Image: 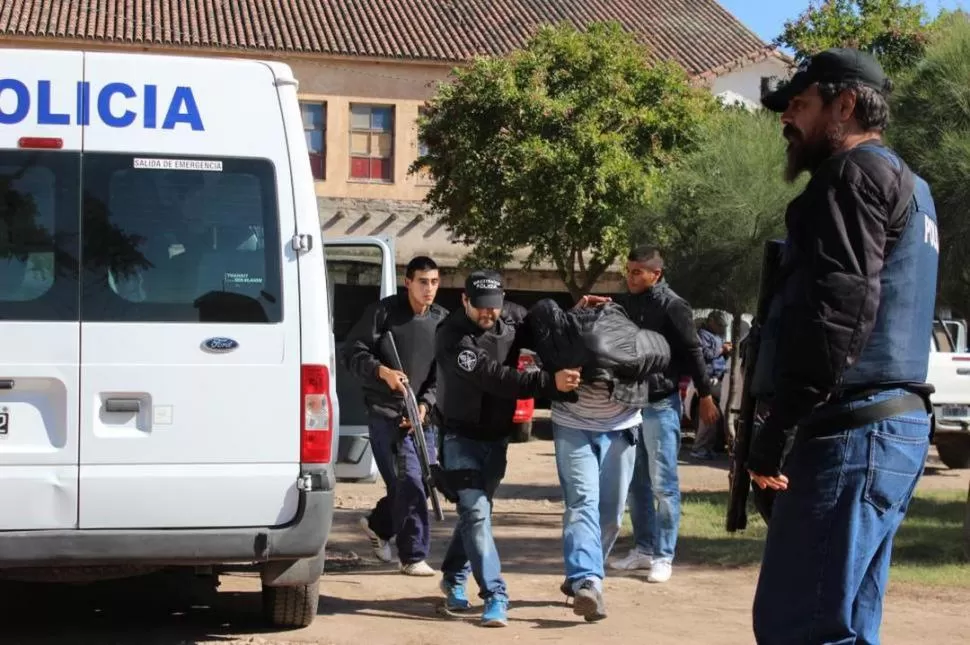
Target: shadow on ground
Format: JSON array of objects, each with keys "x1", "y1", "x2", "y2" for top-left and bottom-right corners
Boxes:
[{"x1": 0, "y1": 570, "x2": 271, "y2": 644}]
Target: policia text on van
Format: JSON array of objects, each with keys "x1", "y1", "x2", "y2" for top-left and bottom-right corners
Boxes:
[
  {"x1": 0, "y1": 78, "x2": 205, "y2": 130},
  {"x1": 0, "y1": 48, "x2": 345, "y2": 628}
]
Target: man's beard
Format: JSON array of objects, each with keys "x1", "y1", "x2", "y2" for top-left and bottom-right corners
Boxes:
[{"x1": 784, "y1": 124, "x2": 845, "y2": 183}]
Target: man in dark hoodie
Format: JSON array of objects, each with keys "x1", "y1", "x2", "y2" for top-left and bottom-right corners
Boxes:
[
  {"x1": 609, "y1": 246, "x2": 718, "y2": 583},
  {"x1": 341, "y1": 256, "x2": 447, "y2": 577}
]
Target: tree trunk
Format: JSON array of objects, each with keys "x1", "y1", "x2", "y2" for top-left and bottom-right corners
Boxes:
[{"x1": 557, "y1": 252, "x2": 611, "y2": 302}]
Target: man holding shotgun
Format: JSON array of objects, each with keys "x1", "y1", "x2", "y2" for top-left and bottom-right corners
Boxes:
[{"x1": 341, "y1": 256, "x2": 447, "y2": 577}]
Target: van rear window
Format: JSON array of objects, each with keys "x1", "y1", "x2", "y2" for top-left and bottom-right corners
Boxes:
[
  {"x1": 0, "y1": 151, "x2": 80, "y2": 321},
  {"x1": 80, "y1": 155, "x2": 283, "y2": 323}
]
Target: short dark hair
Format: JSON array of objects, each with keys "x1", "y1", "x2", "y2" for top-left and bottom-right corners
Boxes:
[
  {"x1": 818, "y1": 81, "x2": 892, "y2": 132},
  {"x1": 405, "y1": 256, "x2": 438, "y2": 279},
  {"x1": 708, "y1": 310, "x2": 728, "y2": 327},
  {"x1": 627, "y1": 245, "x2": 664, "y2": 270}
]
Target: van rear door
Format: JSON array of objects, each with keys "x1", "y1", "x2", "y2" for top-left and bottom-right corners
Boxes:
[
  {"x1": 322, "y1": 237, "x2": 396, "y2": 481},
  {"x1": 76, "y1": 53, "x2": 302, "y2": 529},
  {"x1": 0, "y1": 51, "x2": 83, "y2": 530}
]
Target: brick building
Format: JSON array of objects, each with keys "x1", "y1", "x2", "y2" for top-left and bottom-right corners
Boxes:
[{"x1": 0, "y1": 0, "x2": 790, "y2": 305}]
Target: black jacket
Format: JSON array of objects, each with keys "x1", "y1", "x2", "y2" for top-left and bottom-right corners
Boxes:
[
  {"x1": 749, "y1": 141, "x2": 930, "y2": 475},
  {"x1": 340, "y1": 293, "x2": 448, "y2": 420},
  {"x1": 615, "y1": 281, "x2": 712, "y2": 401},
  {"x1": 435, "y1": 305, "x2": 576, "y2": 441},
  {"x1": 523, "y1": 299, "x2": 671, "y2": 408}
]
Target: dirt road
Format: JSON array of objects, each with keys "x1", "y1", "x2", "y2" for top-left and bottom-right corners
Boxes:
[{"x1": 2, "y1": 439, "x2": 968, "y2": 645}]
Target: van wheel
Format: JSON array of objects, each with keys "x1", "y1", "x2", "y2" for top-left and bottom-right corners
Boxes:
[
  {"x1": 936, "y1": 434, "x2": 970, "y2": 470},
  {"x1": 261, "y1": 580, "x2": 320, "y2": 628},
  {"x1": 511, "y1": 421, "x2": 533, "y2": 443}
]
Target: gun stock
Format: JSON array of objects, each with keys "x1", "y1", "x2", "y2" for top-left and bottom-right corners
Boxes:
[
  {"x1": 726, "y1": 240, "x2": 784, "y2": 533},
  {"x1": 385, "y1": 333, "x2": 445, "y2": 522}
]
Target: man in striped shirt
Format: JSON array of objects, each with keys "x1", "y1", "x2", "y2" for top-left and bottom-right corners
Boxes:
[{"x1": 551, "y1": 310, "x2": 645, "y2": 623}]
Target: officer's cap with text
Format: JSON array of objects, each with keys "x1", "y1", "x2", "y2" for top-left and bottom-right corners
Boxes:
[
  {"x1": 761, "y1": 47, "x2": 890, "y2": 113},
  {"x1": 465, "y1": 270, "x2": 505, "y2": 309}
]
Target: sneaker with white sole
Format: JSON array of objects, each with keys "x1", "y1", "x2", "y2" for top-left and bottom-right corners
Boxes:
[
  {"x1": 358, "y1": 516, "x2": 392, "y2": 563},
  {"x1": 647, "y1": 560, "x2": 672, "y2": 583},
  {"x1": 401, "y1": 560, "x2": 437, "y2": 577},
  {"x1": 609, "y1": 548, "x2": 654, "y2": 571}
]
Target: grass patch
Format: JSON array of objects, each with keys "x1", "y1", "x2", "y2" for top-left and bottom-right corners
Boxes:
[{"x1": 622, "y1": 489, "x2": 970, "y2": 587}]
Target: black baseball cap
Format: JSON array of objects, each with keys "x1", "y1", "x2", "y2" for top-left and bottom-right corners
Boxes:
[
  {"x1": 465, "y1": 270, "x2": 505, "y2": 309},
  {"x1": 761, "y1": 48, "x2": 889, "y2": 113}
]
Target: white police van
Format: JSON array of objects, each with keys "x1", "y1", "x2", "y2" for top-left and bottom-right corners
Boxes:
[{"x1": 0, "y1": 48, "x2": 398, "y2": 628}]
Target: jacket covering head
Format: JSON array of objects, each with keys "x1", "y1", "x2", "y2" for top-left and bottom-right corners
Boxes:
[{"x1": 525, "y1": 299, "x2": 671, "y2": 407}]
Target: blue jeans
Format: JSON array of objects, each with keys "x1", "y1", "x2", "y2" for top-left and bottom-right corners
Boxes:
[
  {"x1": 367, "y1": 414, "x2": 437, "y2": 564},
  {"x1": 753, "y1": 389, "x2": 931, "y2": 645},
  {"x1": 439, "y1": 432, "x2": 509, "y2": 601},
  {"x1": 629, "y1": 392, "x2": 682, "y2": 562},
  {"x1": 553, "y1": 423, "x2": 638, "y2": 586}
]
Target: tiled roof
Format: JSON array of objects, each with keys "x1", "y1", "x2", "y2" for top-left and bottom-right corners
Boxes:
[{"x1": 0, "y1": 0, "x2": 776, "y2": 77}]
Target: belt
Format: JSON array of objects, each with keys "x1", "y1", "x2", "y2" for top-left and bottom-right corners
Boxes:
[
  {"x1": 648, "y1": 389, "x2": 677, "y2": 403},
  {"x1": 796, "y1": 390, "x2": 933, "y2": 443}
]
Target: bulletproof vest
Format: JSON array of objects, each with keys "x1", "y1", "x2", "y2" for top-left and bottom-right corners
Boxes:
[
  {"x1": 436, "y1": 314, "x2": 518, "y2": 430},
  {"x1": 840, "y1": 145, "x2": 940, "y2": 387},
  {"x1": 752, "y1": 145, "x2": 939, "y2": 397}
]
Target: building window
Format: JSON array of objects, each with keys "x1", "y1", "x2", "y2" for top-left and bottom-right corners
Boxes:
[
  {"x1": 417, "y1": 106, "x2": 430, "y2": 159},
  {"x1": 300, "y1": 102, "x2": 326, "y2": 180},
  {"x1": 349, "y1": 104, "x2": 394, "y2": 182},
  {"x1": 415, "y1": 106, "x2": 433, "y2": 186}
]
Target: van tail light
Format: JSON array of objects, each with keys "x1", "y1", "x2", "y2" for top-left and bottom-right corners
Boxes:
[
  {"x1": 18, "y1": 137, "x2": 63, "y2": 149},
  {"x1": 301, "y1": 365, "x2": 333, "y2": 464}
]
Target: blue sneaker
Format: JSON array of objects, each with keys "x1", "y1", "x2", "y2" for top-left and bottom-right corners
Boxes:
[
  {"x1": 439, "y1": 578, "x2": 472, "y2": 613},
  {"x1": 481, "y1": 595, "x2": 508, "y2": 627}
]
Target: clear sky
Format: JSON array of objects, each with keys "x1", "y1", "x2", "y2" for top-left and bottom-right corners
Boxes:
[{"x1": 718, "y1": 0, "x2": 967, "y2": 45}]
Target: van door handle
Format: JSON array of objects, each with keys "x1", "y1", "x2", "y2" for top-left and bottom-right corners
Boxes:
[
  {"x1": 0, "y1": 380, "x2": 13, "y2": 390},
  {"x1": 958, "y1": 369, "x2": 970, "y2": 376},
  {"x1": 104, "y1": 398, "x2": 141, "y2": 413}
]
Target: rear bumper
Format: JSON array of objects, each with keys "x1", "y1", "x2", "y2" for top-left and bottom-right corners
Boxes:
[
  {"x1": 934, "y1": 418, "x2": 970, "y2": 435},
  {"x1": 0, "y1": 487, "x2": 334, "y2": 569}
]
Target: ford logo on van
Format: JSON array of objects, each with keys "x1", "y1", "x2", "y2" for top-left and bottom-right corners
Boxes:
[{"x1": 202, "y1": 337, "x2": 239, "y2": 353}]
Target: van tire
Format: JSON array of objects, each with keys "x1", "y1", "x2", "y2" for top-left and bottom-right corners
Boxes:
[
  {"x1": 935, "y1": 433, "x2": 970, "y2": 470},
  {"x1": 262, "y1": 580, "x2": 320, "y2": 628}
]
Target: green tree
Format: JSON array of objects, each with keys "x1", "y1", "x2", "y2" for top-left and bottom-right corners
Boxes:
[
  {"x1": 891, "y1": 12, "x2": 970, "y2": 313},
  {"x1": 637, "y1": 107, "x2": 806, "y2": 318},
  {"x1": 411, "y1": 21, "x2": 715, "y2": 298},
  {"x1": 776, "y1": 0, "x2": 932, "y2": 75}
]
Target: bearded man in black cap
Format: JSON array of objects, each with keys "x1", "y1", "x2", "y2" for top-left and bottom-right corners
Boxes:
[{"x1": 750, "y1": 48, "x2": 940, "y2": 644}]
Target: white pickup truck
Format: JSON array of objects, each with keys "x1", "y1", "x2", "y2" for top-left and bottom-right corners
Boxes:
[{"x1": 927, "y1": 319, "x2": 970, "y2": 469}]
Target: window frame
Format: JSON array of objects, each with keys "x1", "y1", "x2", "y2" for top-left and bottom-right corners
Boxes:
[
  {"x1": 300, "y1": 100, "x2": 327, "y2": 181},
  {"x1": 0, "y1": 149, "x2": 81, "y2": 322},
  {"x1": 415, "y1": 105, "x2": 434, "y2": 186},
  {"x1": 78, "y1": 153, "x2": 284, "y2": 324},
  {"x1": 348, "y1": 103, "x2": 395, "y2": 184}
]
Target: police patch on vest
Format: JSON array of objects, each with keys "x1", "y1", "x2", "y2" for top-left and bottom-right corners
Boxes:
[{"x1": 457, "y1": 350, "x2": 478, "y2": 372}]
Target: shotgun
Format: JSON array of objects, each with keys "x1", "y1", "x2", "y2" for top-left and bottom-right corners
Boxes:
[
  {"x1": 726, "y1": 239, "x2": 785, "y2": 532},
  {"x1": 385, "y1": 332, "x2": 445, "y2": 521}
]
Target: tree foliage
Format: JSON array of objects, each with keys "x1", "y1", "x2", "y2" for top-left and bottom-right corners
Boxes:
[
  {"x1": 634, "y1": 108, "x2": 806, "y2": 316},
  {"x1": 776, "y1": 0, "x2": 933, "y2": 75},
  {"x1": 891, "y1": 12, "x2": 970, "y2": 313},
  {"x1": 411, "y1": 21, "x2": 716, "y2": 297}
]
